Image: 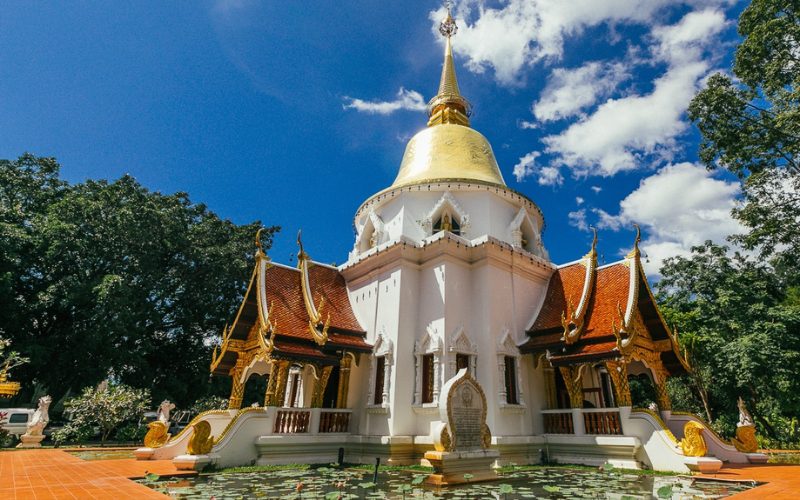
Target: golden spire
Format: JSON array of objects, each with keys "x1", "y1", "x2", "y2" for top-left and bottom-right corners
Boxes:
[{"x1": 427, "y1": 8, "x2": 472, "y2": 127}]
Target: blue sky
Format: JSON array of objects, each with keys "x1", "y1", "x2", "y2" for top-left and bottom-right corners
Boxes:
[{"x1": 0, "y1": 1, "x2": 747, "y2": 275}]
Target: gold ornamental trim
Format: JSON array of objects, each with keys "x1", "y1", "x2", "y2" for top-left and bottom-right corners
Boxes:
[
  {"x1": 631, "y1": 408, "x2": 678, "y2": 444},
  {"x1": 187, "y1": 420, "x2": 214, "y2": 455}
]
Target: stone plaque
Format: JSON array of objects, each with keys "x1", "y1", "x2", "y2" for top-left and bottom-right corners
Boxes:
[{"x1": 437, "y1": 368, "x2": 490, "y2": 452}]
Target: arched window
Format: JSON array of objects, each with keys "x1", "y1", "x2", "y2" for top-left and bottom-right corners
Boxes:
[{"x1": 433, "y1": 212, "x2": 461, "y2": 236}]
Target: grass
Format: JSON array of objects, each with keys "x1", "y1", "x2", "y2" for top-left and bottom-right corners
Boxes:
[
  {"x1": 497, "y1": 463, "x2": 679, "y2": 477},
  {"x1": 214, "y1": 463, "x2": 311, "y2": 474}
]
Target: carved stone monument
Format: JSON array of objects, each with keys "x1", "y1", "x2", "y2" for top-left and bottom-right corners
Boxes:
[
  {"x1": 424, "y1": 368, "x2": 499, "y2": 485},
  {"x1": 17, "y1": 395, "x2": 51, "y2": 448}
]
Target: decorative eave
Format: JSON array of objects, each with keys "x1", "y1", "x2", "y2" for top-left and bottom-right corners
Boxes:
[
  {"x1": 561, "y1": 228, "x2": 597, "y2": 345},
  {"x1": 297, "y1": 231, "x2": 330, "y2": 346},
  {"x1": 210, "y1": 229, "x2": 275, "y2": 374},
  {"x1": 612, "y1": 225, "x2": 642, "y2": 355}
]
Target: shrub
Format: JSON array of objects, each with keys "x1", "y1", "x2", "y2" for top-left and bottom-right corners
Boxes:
[
  {"x1": 189, "y1": 395, "x2": 228, "y2": 414},
  {"x1": 0, "y1": 428, "x2": 16, "y2": 448},
  {"x1": 59, "y1": 383, "x2": 150, "y2": 442}
]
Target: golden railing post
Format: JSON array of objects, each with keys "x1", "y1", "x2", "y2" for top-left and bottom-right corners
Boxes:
[
  {"x1": 605, "y1": 360, "x2": 632, "y2": 407},
  {"x1": 558, "y1": 366, "x2": 584, "y2": 409},
  {"x1": 273, "y1": 361, "x2": 291, "y2": 407},
  {"x1": 228, "y1": 369, "x2": 244, "y2": 410},
  {"x1": 336, "y1": 355, "x2": 352, "y2": 409},
  {"x1": 311, "y1": 365, "x2": 333, "y2": 408},
  {"x1": 264, "y1": 362, "x2": 279, "y2": 407}
]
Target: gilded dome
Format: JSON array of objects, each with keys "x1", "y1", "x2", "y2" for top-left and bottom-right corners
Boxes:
[{"x1": 391, "y1": 124, "x2": 506, "y2": 188}]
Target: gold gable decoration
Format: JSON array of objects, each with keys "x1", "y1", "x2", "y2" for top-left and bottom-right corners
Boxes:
[{"x1": 296, "y1": 230, "x2": 330, "y2": 346}]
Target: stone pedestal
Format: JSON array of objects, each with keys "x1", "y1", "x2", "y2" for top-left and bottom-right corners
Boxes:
[
  {"x1": 683, "y1": 456, "x2": 723, "y2": 474},
  {"x1": 746, "y1": 453, "x2": 769, "y2": 464},
  {"x1": 133, "y1": 447, "x2": 155, "y2": 460},
  {"x1": 424, "y1": 449, "x2": 499, "y2": 485},
  {"x1": 16, "y1": 434, "x2": 45, "y2": 448},
  {"x1": 173, "y1": 454, "x2": 212, "y2": 471}
]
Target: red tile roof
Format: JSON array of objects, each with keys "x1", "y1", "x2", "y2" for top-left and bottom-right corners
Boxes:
[
  {"x1": 529, "y1": 262, "x2": 588, "y2": 333},
  {"x1": 523, "y1": 258, "x2": 686, "y2": 375},
  {"x1": 213, "y1": 259, "x2": 370, "y2": 376}
]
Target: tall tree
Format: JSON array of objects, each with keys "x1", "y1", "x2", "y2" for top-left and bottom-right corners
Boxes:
[
  {"x1": 688, "y1": 0, "x2": 800, "y2": 271},
  {"x1": 657, "y1": 242, "x2": 800, "y2": 441},
  {"x1": 0, "y1": 155, "x2": 279, "y2": 406}
]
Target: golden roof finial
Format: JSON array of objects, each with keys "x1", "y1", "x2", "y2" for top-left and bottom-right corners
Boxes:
[
  {"x1": 427, "y1": 6, "x2": 472, "y2": 127},
  {"x1": 296, "y1": 229, "x2": 307, "y2": 262},
  {"x1": 626, "y1": 224, "x2": 641, "y2": 259}
]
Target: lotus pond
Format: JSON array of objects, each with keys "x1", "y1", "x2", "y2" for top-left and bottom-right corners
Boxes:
[{"x1": 138, "y1": 464, "x2": 753, "y2": 499}]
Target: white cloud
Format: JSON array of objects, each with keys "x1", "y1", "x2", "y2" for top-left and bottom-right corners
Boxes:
[
  {"x1": 576, "y1": 196, "x2": 585, "y2": 205},
  {"x1": 430, "y1": 1, "x2": 729, "y2": 85},
  {"x1": 512, "y1": 151, "x2": 566, "y2": 186},
  {"x1": 592, "y1": 162, "x2": 743, "y2": 276},
  {"x1": 533, "y1": 61, "x2": 630, "y2": 122},
  {"x1": 591, "y1": 186, "x2": 603, "y2": 194},
  {"x1": 568, "y1": 209, "x2": 589, "y2": 231},
  {"x1": 539, "y1": 9, "x2": 727, "y2": 177},
  {"x1": 343, "y1": 87, "x2": 427, "y2": 115}
]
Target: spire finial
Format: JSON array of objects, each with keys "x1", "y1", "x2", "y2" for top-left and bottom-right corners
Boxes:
[
  {"x1": 255, "y1": 228, "x2": 264, "y2": 255},
  {"x1": 627, "y1": 224, "x2": 641, "y2": 259},
  {"x1": 427, "y1": 6, "x2": 472, "y2": 127},
  {"x1": 297, "y1": 229, "x2": 307, "y2": 261}
]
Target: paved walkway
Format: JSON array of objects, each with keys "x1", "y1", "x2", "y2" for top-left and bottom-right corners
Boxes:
[
  {"x1": 0, "y1": 449, "x2": 193, "y2": 499},
  {"x1": 700, "y1": 463, "x2": 800, "y2": 499}
]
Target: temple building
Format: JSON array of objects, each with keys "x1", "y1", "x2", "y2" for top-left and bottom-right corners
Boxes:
[{"x1": 136, "y1": 12, "x2": 761, "y2": 473}]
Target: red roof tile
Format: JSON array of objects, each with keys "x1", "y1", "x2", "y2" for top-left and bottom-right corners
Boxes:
[{"x1": 529, "y1": 262, "x2": 588, "y2": 333}]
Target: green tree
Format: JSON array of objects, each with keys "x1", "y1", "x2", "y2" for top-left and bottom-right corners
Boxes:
[
  {"x1": 0, "y1": 154, "x2": 279, "y2": 407},
  {"x1": 688, "y1": 0, "x2": 800, "y2": 270},
  {"x1": 657, "y1": 242, "x2": 800, "y2": 442},
  {"x1": 55, "y1": 383, "x2": 150, "y2": 442}
]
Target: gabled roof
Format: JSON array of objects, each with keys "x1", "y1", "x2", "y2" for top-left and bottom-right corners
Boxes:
[
  {"x1": 211, "y1": 240, "x2": 370, "y2": 377},
  {"x1": 521, "y1": 232, "x2": 689, "y2": 376}
]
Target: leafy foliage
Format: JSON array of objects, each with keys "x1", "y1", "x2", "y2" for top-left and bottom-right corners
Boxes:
[
  {"x1": 0, "y1": 337, "x2": 28, "y2": 375},
  {"x1": 658, "y1": 242, "x2": 800, "y2": 442},
  {"x1": 664, "y1": 0, "x2": 800, "y2": 446},
  {"x1": 189, "y1": 395, "x2": 229, "y2": 414},
  {"x1": 0, "y1": 154, "x2": 278, "y2": 407},
  {"x1": 54, "y1": 383, "x2": 150, "y2": 442},
  {"x1": 689, "y1": 0, "x2": 800, "y2": 271}
]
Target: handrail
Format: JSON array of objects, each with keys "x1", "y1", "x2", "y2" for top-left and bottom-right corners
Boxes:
[
  {"x1": 631, "y1": 408, "x2": 678, "y2": 444},
  {"x1": 213, "y1": 407, "x2": 267, "y2": 445},
  {"x1": 669, "y1": 411, "x2": 732, "y2": 445},
  {"x1": 167, "y1": 409, "x2": 233, "y2": 444}
]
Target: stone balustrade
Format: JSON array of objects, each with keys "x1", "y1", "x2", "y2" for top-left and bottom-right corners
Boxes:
[
  {"x1": 270, "y1": 407, "x2": 352, "y2": 435},
  {"x1": 542, "y1": 408, "x2": 622, "y2": 436}
]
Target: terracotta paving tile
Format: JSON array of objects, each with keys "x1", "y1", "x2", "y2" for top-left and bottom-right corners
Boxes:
[
  {"x1": 700, "y1": 463, "x2": 800, "y2": 499},
  {"x1": 0, "y1": 449, "x2": 193, "y2": 499}
]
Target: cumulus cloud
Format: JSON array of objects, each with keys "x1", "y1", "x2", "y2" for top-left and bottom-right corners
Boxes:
[
  {"x1": 430, "y1": 1, "x2": 728, "y2": 85},
  {"x1": 593, "y1": 162, "x2": 743, "y2": 276},
  {"x1": 568, "y1": 209, "x2": 589, "y2": 231},
  {"x1": 512, "y1": 151, "x2": 564, "y2": 185},
  {"x1": 538, "y1": 8, "x2": 727, "y2": 178},
  {"x1": 533, "y1": 61, "x2": 630, "y2": 122},
  {"x1": 576, "y1": 196, "x2": 585, "y2": 205},
  {"x1": 343, "y1": 87, "x2": 427, "y2": 115}
]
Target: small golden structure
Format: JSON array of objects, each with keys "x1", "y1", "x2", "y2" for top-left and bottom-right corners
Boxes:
[
  {"x1": 297, "y1": 230, "x2": 330, "y2": 346},
  {"x1": 187, "y1": 420, "x2": 214, "y2": 455},
  {"x1": 143, "y1": 421, "x2": 170, "y2": 448},
  {"x1": 680, "y1": 421, "x2": 708, "y2": 457},
  {"x1": 732, "y1": 397, "x2": 759, "y2": 453},
  {"x1": 0, "y1": 365, "x2": 21, "y2": 399},
  {"x1": 733, "y1": 426, "x2": 758, "y2": 453},
  {"x1": 558, "y1": 365, "x2": 586, "y2": 409},
  {"x1": 435, "y1": 424, "x2": 452, "y2": 452}
]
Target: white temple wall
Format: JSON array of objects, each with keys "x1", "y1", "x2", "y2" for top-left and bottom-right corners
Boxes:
[{"x1": 354, "y1": 188, "x2": 543, "y2": 256}]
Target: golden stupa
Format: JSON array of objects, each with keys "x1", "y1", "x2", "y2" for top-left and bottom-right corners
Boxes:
[{"x1": 390, "y1": 11, "x2": 506, "y2": 190}]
